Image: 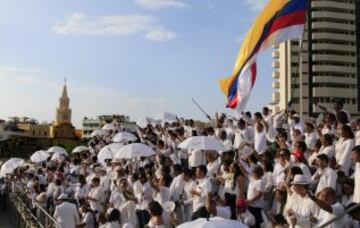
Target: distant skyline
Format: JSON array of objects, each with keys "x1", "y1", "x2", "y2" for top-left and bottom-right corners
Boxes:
[{"x1": 0, "y1": 0, "x2": 272, "y2": 128}]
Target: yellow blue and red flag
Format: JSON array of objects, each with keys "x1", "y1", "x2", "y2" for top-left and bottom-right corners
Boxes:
[{"x1": 219, "y1": 0, "x2": 308, "y2": 110}]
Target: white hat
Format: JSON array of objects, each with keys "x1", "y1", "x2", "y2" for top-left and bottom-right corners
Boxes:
[
  {"x1": 57, "y1": 194, "x2": 68, "y2": 200},
  {"x1": 291, "y1": 175, "x2": 309, "y2": 185}
]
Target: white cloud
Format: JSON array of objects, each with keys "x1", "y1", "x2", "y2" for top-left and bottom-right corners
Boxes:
[
  {"x1": 145, "y1": 29, "x2": 176, "y2": 41},
  {"x1": 135, "y1": 0, "x2": 186, "y2": 10},
  {"x1": 244, "y1": 0, "x2": 268, "y2": 11},
  {"x1": 53, "y1": 13, "x2": 176, "y2": 42}
]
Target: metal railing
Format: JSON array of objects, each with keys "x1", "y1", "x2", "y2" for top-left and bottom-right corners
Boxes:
[{"x1": 7, "y1": 181, "x2": 61, "y2": 228}]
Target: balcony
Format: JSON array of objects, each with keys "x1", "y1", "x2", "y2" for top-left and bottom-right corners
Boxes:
[
  {"x1": 272, "y1": 61, "x2": 280, "y2": 68},
  {"x1": 313, "y1": 87, "x2": 357, "y2": 98},
  {"x1": 272, "y1": 92, "x2": 280, "y2": 103},
  {"x1": 312, "y1": 32, "x2": 356, "y2": 42},
  {"x1": 272, "y1": 50, "x2": 280, "y2": 58},
  {"x1": 272, "y1": 81, "x2": 280, "y2": 89},
  {"x1": 312, "y1": 22, "x2": 355, "y2": 31},
  {"x1": 311, "y1": 11, "x2": 355, "y2": 21},
  {"x1": 312, "y1": 43, "x2": 355, "y2": 53},
  {"x1": 313, "y1": 76, "x2": 357, "y2": 84},
  {"x1": 272, "y1": 71, "x2": 280, "y2": 79},
  {"x1": 312, "y1": 65, "x2": 356, "y2": 74},
  {"x1": 311, "y1": 1, "x2": 355, "y2": 10},
  {"x1": 312, "y1": 54, "x2": 356, "y2": 63}
]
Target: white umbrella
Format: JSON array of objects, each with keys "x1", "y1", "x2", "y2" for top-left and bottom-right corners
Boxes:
[
  {"x1": 30, "y1": 150, "x2": 50, "y2": 163},
  {"x1": 115, "y1": 143, "x2": 155, "y2": 159},
  {"x1": 178, "y1": 136, "x2": 226, "y2": 151},
  {"x1": 102, "y1": 123, "x2": 117, "y2": 131},
  {"x1": 0, "y1": 158, "x2": 25, "y2": 175},
  {"x1": 177, "y1": 217, "x2": 247, "y2": 228},
  {"x1": 98, "y1": 143, "x2": 124, "y2": 164},
  {"x1": 51, "y1": 151, "x2": 67, "y2": 161},
  {"x1": 112, "y1": 132, "x2": 137, "y2": 143},
  {"x1": 72, "y1": 146, "x2": 89, "y2": 154},
  {"x1": 90, "y1": 129, "x2": 107, "y2": 137},
  {"x1": 47, "y1": 146, "x2": 67, "y2": 155}
]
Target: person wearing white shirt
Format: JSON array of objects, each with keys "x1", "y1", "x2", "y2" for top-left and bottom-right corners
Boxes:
[
  {"x1": 341, "y1": 179, "x2": 354, "y2": 207},
  {"x1": 153, "y1": 175, "x2": 171, "y2": 208},
  {"x1": 206, "y1": 151, "x2": 220, "y2": 178},
  {"x1": 352, "y1": 145, "x2": 360, "y2": 203},
  {"x1": 191, "y1": 166, "x2": 212, "y2": 220},
  {"x1": 188, "y1": 149, "x2": 207, "y2": 168},
  {"x1": 182, "y1": 169, "x2": 196, "y2": 222},
  {"x1": 335, "y1": 125, "x2": 355, "y2": 176},
  {"x1": 75, "y1": 175, "x2": 90, "y2": 206},
  {"x1": 246, "y1": 166, "x2": 265, "y2": 227},
  {"x1": 309, "y1": 187, "x2": 347, "y2": 228},
  {"x1": 262, "y1": 107, "x2": 274, "y2": 128},
  {"x1": 254, "y1": 121, "x2": 268, "y2": 155},
  {"x1": 233, "y1": 119, "x2": 254, "y2": 157},
  {"x1": 236, "y1": 199, "x2": 256, "y2": 227},
  {"x1": 355, "y1": 119, "x2": 360, "y2": 146},
  {"x1": 304, "y1": 122, "x2": 318, "y2": 152},
  {"x1": 311, "y1": 154, "x2": 337, "y2": 194},
  {"x1": 87, "y1": 177, "x2": 105, "y2": 213},
  {"x1": 290, "y1": 114, "x2": 304, "y2": 135},
  {"x1": 273, "y1": 149, "x2": 291, "y2": 186},
  {"x1": 319, "y1": 134, "x2": 335, "y2": 159},
  {"x1": 136, "y1": 173, "x2": 153, "y2": 228},
  {"x1": 284, "y1": 175, "x2": 318, "y2": 228},
  {"x1": 53, "y1": 194, "x2": 80, "y2": 228}
]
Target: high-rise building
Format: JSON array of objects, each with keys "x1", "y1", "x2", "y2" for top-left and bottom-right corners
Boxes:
[{"x1": 270, "y1": 0, "x2": 360, "y2": 118}]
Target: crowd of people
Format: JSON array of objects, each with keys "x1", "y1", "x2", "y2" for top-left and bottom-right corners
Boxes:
[{"x1": 1, "y1": 100, "x2": 360, "y2": 228}]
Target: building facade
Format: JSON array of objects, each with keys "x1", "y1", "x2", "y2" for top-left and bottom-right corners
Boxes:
[{"x1": 271, "y1": 0, "x2": 360, "y2": 118}]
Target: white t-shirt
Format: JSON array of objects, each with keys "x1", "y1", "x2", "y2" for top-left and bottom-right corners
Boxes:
[
  {"x1": 188, "y1": 149, "x2": 207, "y2": 168},
  {"x1": 284, "y1": 193, "x2": 318, "y2": 228},
  {"x1": 82, "y1": 212, "x2": 95, "y2": 228},
  {"x1": 304, "y1": 131, "x2": 318, "y2": 151},
  {"x1": 313, "y1": 167, "x2": 337, "y2": 194},
  {"x1": 247, "y1": 177, "x2": 264, "y2": 208},
  {"x1": 354, "y1": 163, "x2": 360, "y2": 203},
  {"x1": 88, "y1": 186, "x2": 104, "y2": 212},
  {"x1": 192, "y1": 178, "x2": 212, "y2": 212},
  {"x1": 237, "y1": 210, "x2": 256, "y2": 227},
  {"x1": 317, "y1": 203, "x2": 345, "y2": 228},
  {"x1": 254, "y1": 131, "x2": 267, "y2": 155},
  {"x1": 335, "y1": 138, "x2": 355, "y2": 176},
  {"x1": 207, "y1": 160, "x2": 220, "y2": 178}
]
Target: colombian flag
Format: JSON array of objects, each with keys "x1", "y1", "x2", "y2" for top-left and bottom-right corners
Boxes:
[{"x1": 219, "y1": 0, "x2": 308, "y2": 110}]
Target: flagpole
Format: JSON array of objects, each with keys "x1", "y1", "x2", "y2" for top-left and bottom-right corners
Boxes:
[
  {"x1": 307, "y1": 0, "x2": 313, "y2": 117},
  {"x1": 191, "y1": 98, "x2": 212, "y2": 120},
  {"x1": 288, "y1": 0, "x2": 311, "y2": 116}
]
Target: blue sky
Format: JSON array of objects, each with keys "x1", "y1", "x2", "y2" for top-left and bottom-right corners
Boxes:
[{"x1": 0, "y1": 0, "x2": 272, "y2": 127}]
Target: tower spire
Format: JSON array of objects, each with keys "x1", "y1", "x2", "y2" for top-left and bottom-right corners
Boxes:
[{"x1": 61, "y1": 78, "x2": 68, "y2": 98}]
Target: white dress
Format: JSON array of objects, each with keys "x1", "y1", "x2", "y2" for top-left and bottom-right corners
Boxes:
[{"x1": 120, "y1": 200, "x2": 138, "y2": 228}]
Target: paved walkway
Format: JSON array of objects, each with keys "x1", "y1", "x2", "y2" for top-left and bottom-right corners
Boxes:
[{"x1": 0, "y1": 208, "x2": 16, "y2": 228}]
